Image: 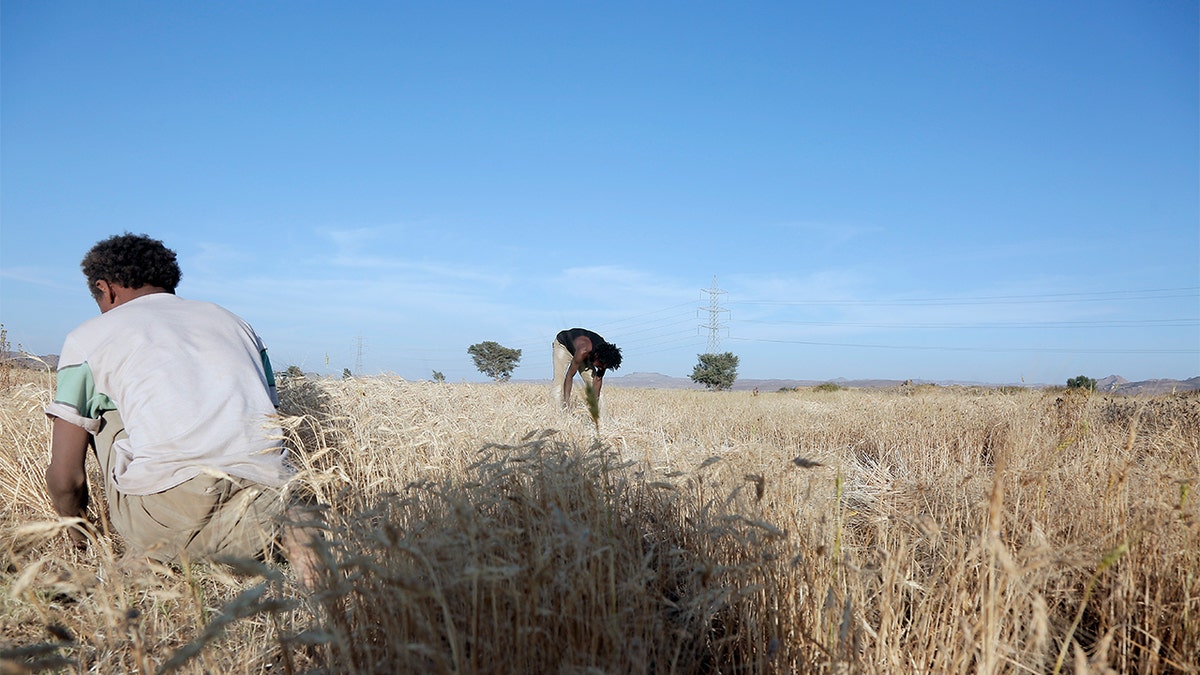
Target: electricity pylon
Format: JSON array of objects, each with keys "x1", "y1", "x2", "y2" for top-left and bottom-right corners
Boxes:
[{"x1": 700, "y1": 276, "x2": 729, "y2": 352}]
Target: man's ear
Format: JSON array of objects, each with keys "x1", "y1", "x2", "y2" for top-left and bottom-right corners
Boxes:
[{"x1": 94, "y1": 280, "x2": 117, "y2": 310}]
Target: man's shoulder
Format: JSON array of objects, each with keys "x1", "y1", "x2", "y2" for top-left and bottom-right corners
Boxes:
[
  {"x1": 140, "y1": 295, "x2": 246, "y2": 321},
  {"x1": 572, "y1": 328, "x2": 604, "y2": 343},
  {"x1": 139, "y1": 293, "x2": 214, "y2": 310},
  {"x1": 176, "y1": 296, "x2": 237, "y2": 315},
  {"x1": 87, "y1": 295, "x2": 256, "y2": 340}
]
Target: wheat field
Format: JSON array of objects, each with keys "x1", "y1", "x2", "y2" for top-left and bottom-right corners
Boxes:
[{"x1": 1, "y1": 366, "x2": 1197, "y2": 674}]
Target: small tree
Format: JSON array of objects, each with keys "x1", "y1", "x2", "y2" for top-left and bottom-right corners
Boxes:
[
  {"x1": 432, "y1": 370, "x2": 446, "y2": 383},
  {"x1": 342, "y1": 368, "x2": 353, "y2": 380},
  {"x1": 690, "y1": 352, "x2": 739, "y2": 391},
  {"x1": 467, "y1": 341, "x2": 522, "y2": 382},
  {"x1": 1066, "y1": 375, "x2": 1097, "y2": 391},
  {"x1": 283, "y1": 365, "x2": 304, "y2": 379}
]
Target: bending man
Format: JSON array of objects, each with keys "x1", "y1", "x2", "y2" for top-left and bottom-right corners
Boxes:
[{"x1": 552, "y1": 327, "x2": 622, "y2": 409}]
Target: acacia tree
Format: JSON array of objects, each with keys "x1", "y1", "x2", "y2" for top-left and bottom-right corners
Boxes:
[
  {"x1": 467, "y1": 341, "x2": 522, "y2": 381},
  {"x1": 690, "y1": 352, "x2": 739, "y2": 391},
  {"x1": 1066, "y1": 374, "x2": 1097, "y2": 391}
]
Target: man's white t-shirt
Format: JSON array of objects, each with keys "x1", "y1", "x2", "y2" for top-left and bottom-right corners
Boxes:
[{"x1": 45, "y1": 293, "x2": 290, "y2": 496}]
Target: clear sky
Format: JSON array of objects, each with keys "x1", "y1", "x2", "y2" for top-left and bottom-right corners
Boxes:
[{"x1": 2, "y1": 1, "x2": 1197, "y2": 385}]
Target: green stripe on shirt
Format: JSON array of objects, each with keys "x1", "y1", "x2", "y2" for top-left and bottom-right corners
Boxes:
[{"x1": 54, "y1": 362, "x2": 116, "y2": 419}]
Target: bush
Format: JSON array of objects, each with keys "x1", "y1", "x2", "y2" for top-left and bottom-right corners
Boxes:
[{"x1": 1066, "y1": 375, "x2": 1097, "y2": 391}]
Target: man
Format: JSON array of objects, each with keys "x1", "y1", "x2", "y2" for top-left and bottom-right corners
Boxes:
[
  {"x1": 44, "y1": 233, "x2": 310, "y2": 574},
  {"x1": 552, "y1": 327, "x2": 622, "y2": 409}
]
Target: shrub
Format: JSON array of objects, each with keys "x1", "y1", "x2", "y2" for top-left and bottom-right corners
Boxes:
[{"x1": 1066, "y1": 375, "x2": 1097, "y2": 391}]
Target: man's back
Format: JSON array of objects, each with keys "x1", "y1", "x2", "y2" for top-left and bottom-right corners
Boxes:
[
  {"x1": 47, "y1": 293, "x2": 287, "y2": 496},
  {"x1": 556, "y1": 328, "x2": 606, "y2": 354}
]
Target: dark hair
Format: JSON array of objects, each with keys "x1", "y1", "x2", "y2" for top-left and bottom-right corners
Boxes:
[
  {"x1": 81, "y1": 233, "x2": 182, "y2": 298},
  {"x1": 592, "y1": 342, "x2": 623, "y2": 371}
]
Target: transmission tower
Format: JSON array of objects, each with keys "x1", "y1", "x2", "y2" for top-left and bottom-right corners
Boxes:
[
  {"x1": 354, "y1": 335, "x2": 365, "y2": 375},
  {"x1": 699, "y1": 276, "x2": 729, "y2": 352}
]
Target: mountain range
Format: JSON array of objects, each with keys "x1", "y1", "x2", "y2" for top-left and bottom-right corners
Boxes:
[
  {"x1": 5, "y1": 353, "x2": 1197, "y2": 395},
  {"x1": 602, "y1": 371, "x2": 1200, "y2": 396}
]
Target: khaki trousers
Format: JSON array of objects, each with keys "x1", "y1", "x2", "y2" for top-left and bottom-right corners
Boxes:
[{"x1": 93, "y1": 410, "x2": 286, "y2": 563}]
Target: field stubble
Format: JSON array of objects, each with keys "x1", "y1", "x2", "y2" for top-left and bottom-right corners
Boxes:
[{"x1": 1, "y1": 369, "x2": 1197, "y2": 673}]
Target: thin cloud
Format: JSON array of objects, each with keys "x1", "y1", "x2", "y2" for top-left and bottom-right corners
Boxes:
[
  {"x1": 185, "y1": 242, "x2": 254, "y2": 280},
  {"x1": 776, "y1": 221, "x2": 883, "y2": 251},
  {"x1": 313, "y1": 226, "x2": 513, "y2": 286},
  {"x1": 0, "y1": 266, "x2": 77, "y2": 291},
  {"x1": 556, "y1": 266, "x2": 697, "y2": 306}
]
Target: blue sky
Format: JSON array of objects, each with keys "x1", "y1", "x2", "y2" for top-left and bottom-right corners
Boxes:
[{"x1": 2, "y1": 1, "x2": 1197, "y2": 384}]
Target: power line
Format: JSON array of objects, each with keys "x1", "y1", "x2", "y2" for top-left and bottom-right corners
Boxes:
[
  {"x1": 733, "y1": 286, "x2": 1200, "y2": 308},
  {"x1": 591, "y1": 300, "x2": 699, "y2": 329},
  {"x1": 500, "y1": 305, "x2": 699, "y2": 355},
  {"x1": 729, "y1": 336, "x2": 1198, "y2": 354},
  {"x1": 739, "y1": 318, "x2": 1200, "y2": 329},
  {"x1": 384, "y1": 284, "x2": 1197, "y2": 376}
]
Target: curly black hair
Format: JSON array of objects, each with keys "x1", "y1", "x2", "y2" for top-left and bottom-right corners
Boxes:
[
  {"x1": 591, "y1": 342, "x2": 623, "y2": 371},
  {"x1": 81, "y1": 233, "x2": 182, "y2": 298}
]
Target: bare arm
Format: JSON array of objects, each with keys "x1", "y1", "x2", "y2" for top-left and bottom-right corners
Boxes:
[
  {"x1": 47, "y1": 417, "x2": 91, "y2": 546},
  {"x1": 561, "y1": 336, "x2": 594, "y2": 405},
  {"x1": 561, "y1": 360, "x2": 580, "y2": 405}
]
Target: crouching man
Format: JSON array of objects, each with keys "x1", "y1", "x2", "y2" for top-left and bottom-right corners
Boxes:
[{"x1": 44, "y1": 233, "x2": 314, "y2": 580}]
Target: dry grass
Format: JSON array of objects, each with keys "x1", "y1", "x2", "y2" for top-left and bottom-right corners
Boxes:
[{"x1": 1, "y1": 366, "x2": 1197, "y2": 673}]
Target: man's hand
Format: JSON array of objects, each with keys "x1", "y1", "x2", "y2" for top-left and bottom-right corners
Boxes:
[{"x1": 65, "y1": 518, "x2": 95, "y2": 551}]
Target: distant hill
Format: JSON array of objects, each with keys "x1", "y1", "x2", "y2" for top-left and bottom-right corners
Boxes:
[
  {"x1": 6, "y1": 355, "x2": 1198, "y2": 394},
  {"x1": 1095, "y1": 374, "x2": 1200, "y2": 396},
  {"x1": 602, "y1": 372, "x2": 704, "y2": 390},
  {"x1": 603, "y1": 372, "x2": 1200, "y2": 394},
  {"x1": 1, "y1": 352, "x2": 57, "y2": 370},
  {"x1": 603, "y1": 373, "x2": 901, "y2": 391},
  {"x1": 603, "y1": 373, "x2": 967, "y2": 391}
]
